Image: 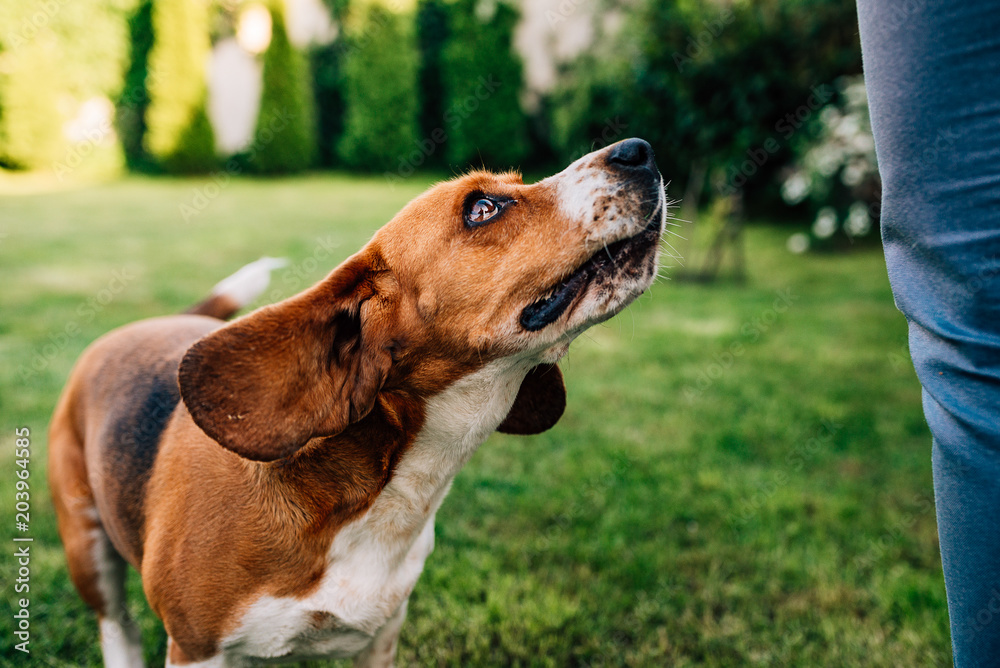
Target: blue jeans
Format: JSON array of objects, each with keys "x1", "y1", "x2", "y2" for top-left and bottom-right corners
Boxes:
[{"x1": 856, "y1": 1, "x2": 1000, "y2": 664}]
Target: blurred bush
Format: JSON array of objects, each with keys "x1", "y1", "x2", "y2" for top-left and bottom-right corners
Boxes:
[
  {"x1": 117, "y1": 0, "x2": 155, "y2": 172},
  {"x1": 144, "y1": 0, "x2": 217, "y2": 173},
  {"x1": 0, "y1": 0, "x2": 872, "y2": 222},
  {"x1": 441, "y1": 0, "x2": 527, "y2": 170},
  {"x1": 782, "y1": 75, "x2": 880, "y2": 253},
  {"x1": 0, "y1": 0, "x2": 134, "y2": 172},
  {"x1": 310, "y1": 0, "x2": 351, "y2": 168},
  {"x1": 548, "y1": 22, "x2": 633, "y2": 167},
  {"x1": 337, "y1": 2, "x2": 419, "y2": 172},
  {"x1": 415, "y1": 0, "x2": 450, "y2": 169},
  {"x1": 246, "y1": 1, "x2": 317, "y2": 173},
  {"x1": 0, "y1": 39, "x2": 64, "y2": 170},
  {"x1": 309, "y1": 40, "x2": 345, "y2": 168},
  {"x1": 550, "y1": 0, "x2": 863, "y2": 216}
]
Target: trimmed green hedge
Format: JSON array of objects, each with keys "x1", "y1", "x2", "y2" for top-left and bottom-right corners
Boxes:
[
  {"x1": 247, "y1": 2, "x2": 317, "y2": 173},
  {"x1": 144, "y1": 0, "x2": 216, "y2": 173},
  {"x1": 337, "y1": 3, "x2": 419, "y2": 172},
  {"x1": 117, "y1": 0, "x2": 155, "y2": 171},
  {"x1": 415, "y1": 0, "x2": 450, "y2": 169},
  {"x1": 551, "y1": 0, "x2": 863, "y2": 211},
  {"x1": 0, "y1": 0, "x2": 134, "y2": 172},
  {"x1": 0, "y1": 40, "x2": 64, "y2": 170},
  {"x1": 441, "y1": 0, "x2": 527, "y2": 170}
]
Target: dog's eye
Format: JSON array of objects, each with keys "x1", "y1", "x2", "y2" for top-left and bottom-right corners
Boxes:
[{"x1": 467, "y1": 198, "x2": 500, "y2": 226}]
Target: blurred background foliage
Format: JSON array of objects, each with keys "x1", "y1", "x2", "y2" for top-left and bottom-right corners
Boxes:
[
  {"x1": 143, "y1": 0, "x2": 217, "y2": 173},
  {"x1": 246, "y1": 0, "x2": 317, "y2": 173},
  {"x1": 337, "y1": 2, "x2": 420, "y2": 170},
  {"x1": 441, "y1": 0, "x2": 528, "y2": 168},
  {"x1": 0, "y1": 0, "x2": 135, "y2": 171},
  {"x1": 0, "y1": 0, "x2": 870, "y2": 226},
  {"x1": 0, "y1": 4, "x2": 939, "y2": 663}
]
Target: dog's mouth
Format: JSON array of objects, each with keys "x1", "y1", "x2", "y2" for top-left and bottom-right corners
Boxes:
[{"x1": 519, "y1": 212, "x2": 662, "y2": 332}]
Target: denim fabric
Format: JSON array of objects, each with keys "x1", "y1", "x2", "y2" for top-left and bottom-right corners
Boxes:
[{"x1": 856, "y1": 1, "x2": 1000, "y2": 664}]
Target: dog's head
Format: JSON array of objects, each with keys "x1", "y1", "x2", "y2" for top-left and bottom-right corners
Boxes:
[{"x1": 179, "y1": 139, "x2": 666, "y2": 460}]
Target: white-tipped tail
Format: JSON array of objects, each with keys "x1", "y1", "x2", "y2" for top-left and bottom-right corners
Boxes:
[{"x1": 210, "y1": 257, "x2": 288, "y2": 308}]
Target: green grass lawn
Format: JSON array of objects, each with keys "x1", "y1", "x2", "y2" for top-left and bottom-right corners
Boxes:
[{"x1": 0, "y1": 175, "x2": 946, "y2": 666}]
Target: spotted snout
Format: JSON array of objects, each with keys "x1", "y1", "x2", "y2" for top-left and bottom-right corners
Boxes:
[
  {"x1": 543, "y1": 138, "x2": 664, "y2": 248},
  {"x1": 606, "y1": 138, "x2": 663, "y2": 216},
  {"x1": 520, "y1": 138, "x2": 666, "y2": 334}
]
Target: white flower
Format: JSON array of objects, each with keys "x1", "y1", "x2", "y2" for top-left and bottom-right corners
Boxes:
[
  {"x1": 475, "y1": 0, "x2": 498, "y2": 22},
  {"x1": 851, "y1": 132, "x2": 875, "y2": 153},
  {"x1": 63, "y1": 97, "x2": 115, "y2": 144},
  {"x1": 843, "y1": 79, "x2": 870, "y2": 109},
  {"x1": 846, "y1": 202, "x2": 872, "y2": 237},
  {"x1": 842, "y1": 161, "x2": 865, "y2": 187},
  {"x1": 237, "y1": 4, "x2": 272, "y2": 55},
  {"x1": 787, "y1": 233, "x2": 811, "y2": 254},
  {"x1": 834, "y1": 115, "x2": 861, "y2": 142},
  {"x1": 812, "y1": 145, "x2": 844, "y2": 177},
  {"x1": 812, "y1": 207, "x2": 838, "y2": 239},
  {"x1": 820, "y1": 107, "x2": 840, "y2": 130},
  {"x1": 783, "y1": 75, "x2": 880, "y2": 220},
  {"x1": 781, "y1": 173, "x2": 812, "y2": 205}
]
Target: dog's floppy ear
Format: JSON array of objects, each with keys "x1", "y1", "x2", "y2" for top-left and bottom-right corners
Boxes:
[
  {"x1": 178, "y1": 251, "x2": 393, "y2": 461},
  {"x1": 497, "y1": 363, "x2": 566, "y2": 435}
]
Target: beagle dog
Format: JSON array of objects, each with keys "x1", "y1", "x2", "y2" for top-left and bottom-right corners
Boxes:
[{"x1": 48, "y1": 138, "x2": 666, "y2": 667}]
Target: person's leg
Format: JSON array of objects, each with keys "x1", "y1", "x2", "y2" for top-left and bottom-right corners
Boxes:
[{"x1": 856, "y1": 1, "x2": 1000, "y2": 664}]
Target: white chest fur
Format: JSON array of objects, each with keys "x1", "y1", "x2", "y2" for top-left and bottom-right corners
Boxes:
[{"x1": 218, "y1": 358, "x2": 533, "y2": 663}]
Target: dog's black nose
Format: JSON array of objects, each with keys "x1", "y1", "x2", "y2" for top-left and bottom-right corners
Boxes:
[{"x1": 607, "y1": 138, "x2": 657, "y2": 173}]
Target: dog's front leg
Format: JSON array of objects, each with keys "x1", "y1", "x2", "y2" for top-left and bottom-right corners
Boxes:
[{"x1": 352, "y1": 600, "x2": 408, "y2": 668}]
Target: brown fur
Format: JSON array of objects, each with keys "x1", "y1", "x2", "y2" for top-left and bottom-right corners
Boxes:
[{"x1": 184, "y1": 294, "x2": 241, "y2": 320}]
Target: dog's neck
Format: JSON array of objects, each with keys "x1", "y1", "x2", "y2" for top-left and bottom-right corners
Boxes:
[
  {"x1": 391, "y1": 356, "x2": 537, "y2": 493},
  {"x1": 259, "y1": 357, "x2": 534, "y2": 539}
]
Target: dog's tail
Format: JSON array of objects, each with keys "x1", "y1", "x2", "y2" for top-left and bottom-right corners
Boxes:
[{"x1": 185, "y1": 257, "x2": 288, "y2": 320}]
